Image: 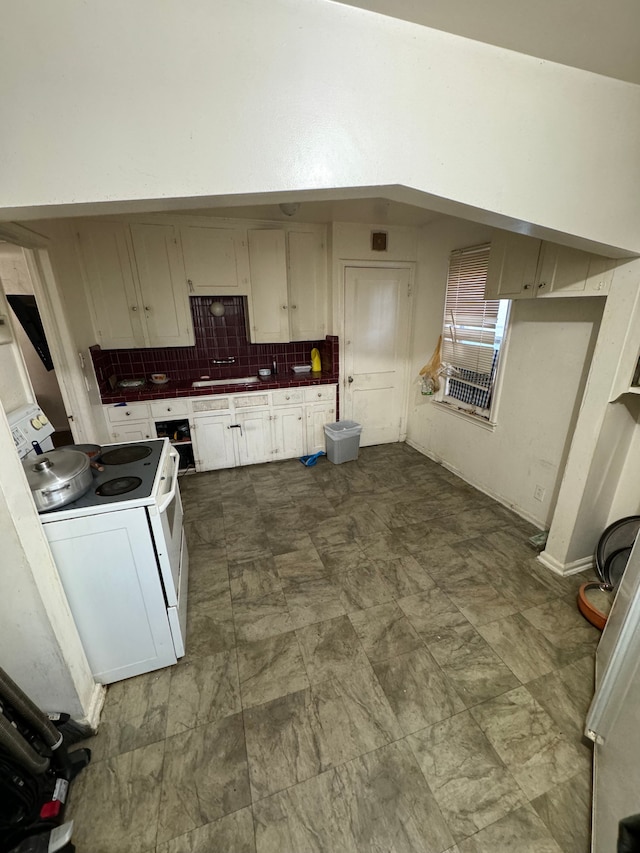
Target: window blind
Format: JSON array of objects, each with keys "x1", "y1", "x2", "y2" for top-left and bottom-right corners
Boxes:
[{"x1": 441, "y1": 243, "x2": 498, "y2": 375}]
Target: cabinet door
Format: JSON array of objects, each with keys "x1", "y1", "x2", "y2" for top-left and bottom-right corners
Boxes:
[
  {"x1": 272, "y1": 406, "x2": 305, "y2": 461},
  {"x1": 306, "y1": 403, "x2": 335, "y2": 455},
  {"x1": 247, "y1": 229, "x2": 290, "y2": 343},
  {"x1": 130, "y1": 224, "x2": 194, "y2": 347},
  {"x1": 235, "y1": 409, "x2": 273, "y2": 465},
  {"x1": 110, "y1": 421, "x2": 153, "y2": 442},
  {"x1": 192, "y1": 413, "x2": 237, "y2": 471},
  {"x1": 288, "y1": 229, "x2": 328, "y2": 341},
  {"x1": 181, "y1": 226, "x2": 251, "y2": 295},
  {"x1": 76, "y1": 221, "x2": 144, "y2": 348},
  {"x1": 485, "y1": 231, "x2": 540, "y2": 299},
  {"x1": 536, "y1": 243, "x2": 592, "y2": 296}
]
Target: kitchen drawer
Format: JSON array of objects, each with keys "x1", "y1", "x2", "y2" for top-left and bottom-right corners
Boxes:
[
  {"x1": 192, "y1": 397, "x2": 230, "y2": 413},
  {"x1": 304, "y1": 385, "x2": 336, "y2": 404},
  {"x1": 233, "y1": 394, "x2": 269, "y2": 409},
  {"x1": 272, "y1": 388, "x2": 304, "y2": 406},
  {"x1": 150, "y1": 399, "x2": 189, "y2": 418},
  {"x1": 105, "y1": 403, "x2": 150, "y2": 423}
]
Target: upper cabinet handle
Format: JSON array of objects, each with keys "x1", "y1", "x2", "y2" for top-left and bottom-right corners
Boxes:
[
  {"x1": 538, "y1": 282, "x2": 547, "y2": 289},
  {"x1": 188, "y1": 279, "x2": 194, "y2": 293}
]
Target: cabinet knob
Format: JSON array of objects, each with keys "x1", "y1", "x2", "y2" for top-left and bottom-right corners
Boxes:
[
  {"x1": 125, "y1": 411, "x2": 131, "y2": 416},
  {"x1": 131, "y1": 305, "x2": 138, "y2": 311},
  {"x1": 285, "y1": 395, "x2": 290, "y2": 400},
  {"x1": 145, "y1": 306, "x2": 151, "y2": 312},
  {"x1": 538, "y1": 282, "x2": 547, "y2": 289},
  {"x1": 318, "y1": 392, "x2": 322, "y2": 397},
  {"x1": 167, "y1": 407, "x2": 172, "y2": 412},
  {"x1": 523, "y1": 284, "x2": 532, "y2": 290},
  {"x1": 282, "y1": 305, "x2": 288, "y2": 310},
  {"x1": 291, "y1": 304, "x2": 297, "y2": 309}
]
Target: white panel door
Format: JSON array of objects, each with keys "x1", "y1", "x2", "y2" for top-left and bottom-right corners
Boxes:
[
  {"x1": 247, "y1": 229, "x2": 290, "y2": 343},
  {"x1": 76, "y1": 221, "x2": 144, "y2": 348},
  {"x1": 130, "y1": 223, "x2": 194, "y2": 347},
  {"x1": 192, "y1": 413, "x2": 237, "y2": 471},
  {"x1": 44, "y1": 508, "x2": 176, "y2": 683},
  {"x1": 181, "y1": 225, "x2": 250, "y2": 295},
  {"x1": 272, "y1": 406, "x2": 305, "y2": 460},
  {"x1": 288, "y1": 229, "x2": 327, "y2": 341},
  {"x1": 343, "y1": 267, "x2": 411, "y2": 447},
  {"x1": 235, "y1": 409, "x2": 273, "y2": 465}
]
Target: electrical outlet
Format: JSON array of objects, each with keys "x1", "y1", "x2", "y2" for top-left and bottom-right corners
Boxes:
[{"x1": 534, "y1": 485, "x2": 545, "y2": 502}]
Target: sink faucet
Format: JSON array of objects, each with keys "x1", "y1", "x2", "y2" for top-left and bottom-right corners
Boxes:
[{"x1": 211, "y1": 356, "x2": 236, "y2": 364}]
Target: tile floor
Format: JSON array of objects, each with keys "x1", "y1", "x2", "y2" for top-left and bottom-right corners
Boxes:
[{"x1": 67, "y1": 443, "x2": 599, "y2": 853}]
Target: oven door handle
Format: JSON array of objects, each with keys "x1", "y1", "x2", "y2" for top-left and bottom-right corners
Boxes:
[{"x1": 157, "y1": 449, "x2": 180, "y2": 513}]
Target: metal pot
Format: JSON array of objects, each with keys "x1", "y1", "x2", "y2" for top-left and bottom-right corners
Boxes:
[{"x1": 22, "y1": 449, "x2": 93, "y2": 512}]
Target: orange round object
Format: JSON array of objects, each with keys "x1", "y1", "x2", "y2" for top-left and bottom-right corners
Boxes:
[{"x1": 577, "y1": 582, "x2": 612, "y2": 631}]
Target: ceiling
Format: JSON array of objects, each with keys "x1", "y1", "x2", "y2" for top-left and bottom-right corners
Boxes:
[
  {"x1": 183, "y1": 197, "x2": 443, "y2": 226},
  {"x1": 331, "y1": 0, "x2": 640, "y2": 84}
]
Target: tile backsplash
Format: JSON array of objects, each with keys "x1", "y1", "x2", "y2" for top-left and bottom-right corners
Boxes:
[{"x1": 91, "y1": 296, "x2": 338, "y2": 388}]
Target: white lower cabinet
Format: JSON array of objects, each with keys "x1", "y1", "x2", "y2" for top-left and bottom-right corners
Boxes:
[
  {"x1": 235, "y1": 409, "x2": 273, "y2": 466},
  {"x1": 191, "y1": 413, "x2": 236, "y2": 471},
  {"x1": 272, "y1": 406, "x2": 306, "y2": 461},
  {"x1": 111, "y1": 421, "x2": 153, "y2": 442},
  {"x1": 306, "y1": 403, "x2": 335, "y2": 454},
  {"x1": 104, "y1": 386, "x2": 337, "y2": 473}
]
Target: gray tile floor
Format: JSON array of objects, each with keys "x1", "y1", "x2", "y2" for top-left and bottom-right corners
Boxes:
[{"x1": 67, "y1": 443, "x2": 598, "y2": 853}]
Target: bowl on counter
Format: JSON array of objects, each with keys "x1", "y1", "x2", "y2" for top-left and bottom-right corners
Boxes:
[
  {"x1": 150, "y1": 373, "x2": 169, "y2": 385},
  {"x1": 258, "y1": 368, "x2": 272, "y2": 379}
]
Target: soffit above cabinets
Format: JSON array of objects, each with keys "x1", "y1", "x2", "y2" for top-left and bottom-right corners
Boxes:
[
  {"x1": 181, "y1": 198, "x2": 443, "y2": 227},
  {"x1": 330, "y1": 0, "x2": 640, "y2": 85}
]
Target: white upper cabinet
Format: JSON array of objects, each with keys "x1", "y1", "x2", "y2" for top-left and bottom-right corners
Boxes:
[
  {"x1": 247, "y1": 226, "x2": 328, "y2": 343},
  {"x1": 485, "y1": 232, "x2": 540, "y2": 299},
  {"x1": 485, "y1": 230, "x2": 615, "y2": 300},
  {"x1": 129, "y1": 224, "x2": 194, "y2": 347},
  {"x1": 247, "y1": 229, "x2": 291, "y2": 343},
  {"x1": 77, "y1": 221, "x2": 194, "y2": 349},
  {"x1": 180, "y1": 225, "x2": 251, "y2": 295},
  {"x1": 287, "y1": 229, "x2": 327, "y2": 341},
  {"x1": 76, "y1": 221, "x2": 144, "y2": 349}
]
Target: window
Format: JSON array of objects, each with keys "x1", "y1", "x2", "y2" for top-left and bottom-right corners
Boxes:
[{"x1": 440, "y1": 243, "x2": 509, "y2": 421}]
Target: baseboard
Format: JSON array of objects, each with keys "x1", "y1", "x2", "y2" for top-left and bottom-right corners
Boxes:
[
  {"x1": 537, "y1": 551, "x2": 595, "y2": 577},
  {"x1": 79, "y1": 683, "x2": 107, "y2": 732},
  {"x1": 405, "y1": 438, "x2": 545, "y2": 530}
]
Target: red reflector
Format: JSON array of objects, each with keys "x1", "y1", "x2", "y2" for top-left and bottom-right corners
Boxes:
[{"x1": 40, "y1": 800, "x2": 62, "y2": 819}]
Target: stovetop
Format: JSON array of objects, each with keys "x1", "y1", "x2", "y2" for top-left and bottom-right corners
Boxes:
[{"x1": 42, "y1": 439, "x2": 166, "y2": 514}]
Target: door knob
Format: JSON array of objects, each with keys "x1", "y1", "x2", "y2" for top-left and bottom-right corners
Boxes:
[{"x1": 348, "y1": 376, "x2": 354, "y2": 383}]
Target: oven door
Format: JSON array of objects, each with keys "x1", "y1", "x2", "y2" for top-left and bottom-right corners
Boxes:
[{"x1": 147, "y1": 447, "x2": 183, "y2": 607}]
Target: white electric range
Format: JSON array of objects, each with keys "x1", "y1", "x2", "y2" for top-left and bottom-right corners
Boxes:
[{"x1": 38, "y1": 438, "x2": 188, "y2": 684}]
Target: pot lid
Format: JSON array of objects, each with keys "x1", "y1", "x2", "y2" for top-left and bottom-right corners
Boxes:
[
  {"x1": 22, "y1": 449, "x2": 89, "y2": 489},
  {"x1": 595, "y1": 515, "x2": 640, "y2": 588}
]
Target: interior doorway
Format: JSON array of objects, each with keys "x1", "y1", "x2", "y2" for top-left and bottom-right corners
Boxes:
[
  {"x1": 342, "y1": 265, "x2": 413, "y2": 446},
  {"x1": 0, "y1": 243, "x2": 70, "y2": 441}
]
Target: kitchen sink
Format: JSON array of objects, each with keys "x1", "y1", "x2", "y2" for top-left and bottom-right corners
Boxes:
[{"x1": 191, "y1": 376, "x2": 259, "y2": 388}]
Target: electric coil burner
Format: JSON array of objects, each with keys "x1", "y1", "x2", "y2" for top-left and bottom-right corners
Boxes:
[
  {"x1": 100, "y1": 445, "x2": 153, "y2": 466},
  {"x1": 96, "y1": 476, "x2": 143, "y2": 497}
]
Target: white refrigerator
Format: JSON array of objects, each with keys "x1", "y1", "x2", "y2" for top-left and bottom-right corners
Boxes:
[{"x1": 586, "y1": 535, "x2": 640, "y2": 851}]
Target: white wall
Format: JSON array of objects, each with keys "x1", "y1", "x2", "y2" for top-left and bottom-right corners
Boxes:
[
  {"x1": 406, "y1": 217, "x2": 604, "y2": 528},
  {"x1": 1, "y1": 0, "x2": 639, "y2": 254},
  {"x1": 0, "y1": 403, "x2": 100, "y2": 718},
  {"x1": 0, "y1": 288, "x2": 32, "y2": 415},
  {"x1": 0, "y1": 245, "x2": 68, "y2": 429}
]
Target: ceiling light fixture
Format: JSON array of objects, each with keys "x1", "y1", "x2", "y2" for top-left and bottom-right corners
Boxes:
[{"x1": 278, "y1": 202, "x2": 300, "y2": 217}]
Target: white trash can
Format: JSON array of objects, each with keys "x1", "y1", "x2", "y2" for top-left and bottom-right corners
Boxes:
[{"x1": 324, "y1": 420, "x2": 362, "y2": 464}]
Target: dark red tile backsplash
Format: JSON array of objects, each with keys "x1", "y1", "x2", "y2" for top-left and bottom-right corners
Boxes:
[{"x1": 91, "y1": 297, "x2": 339, "y2": 391}]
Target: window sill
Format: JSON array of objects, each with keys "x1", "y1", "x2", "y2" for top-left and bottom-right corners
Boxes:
[{"x1": 431, "y1": 400, "x2": 497, "y2": 432}]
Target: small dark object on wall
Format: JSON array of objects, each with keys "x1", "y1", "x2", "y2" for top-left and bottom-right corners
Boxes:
[{"x1": 371, "y1": 231, "x2": 388, "y2": 251}]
